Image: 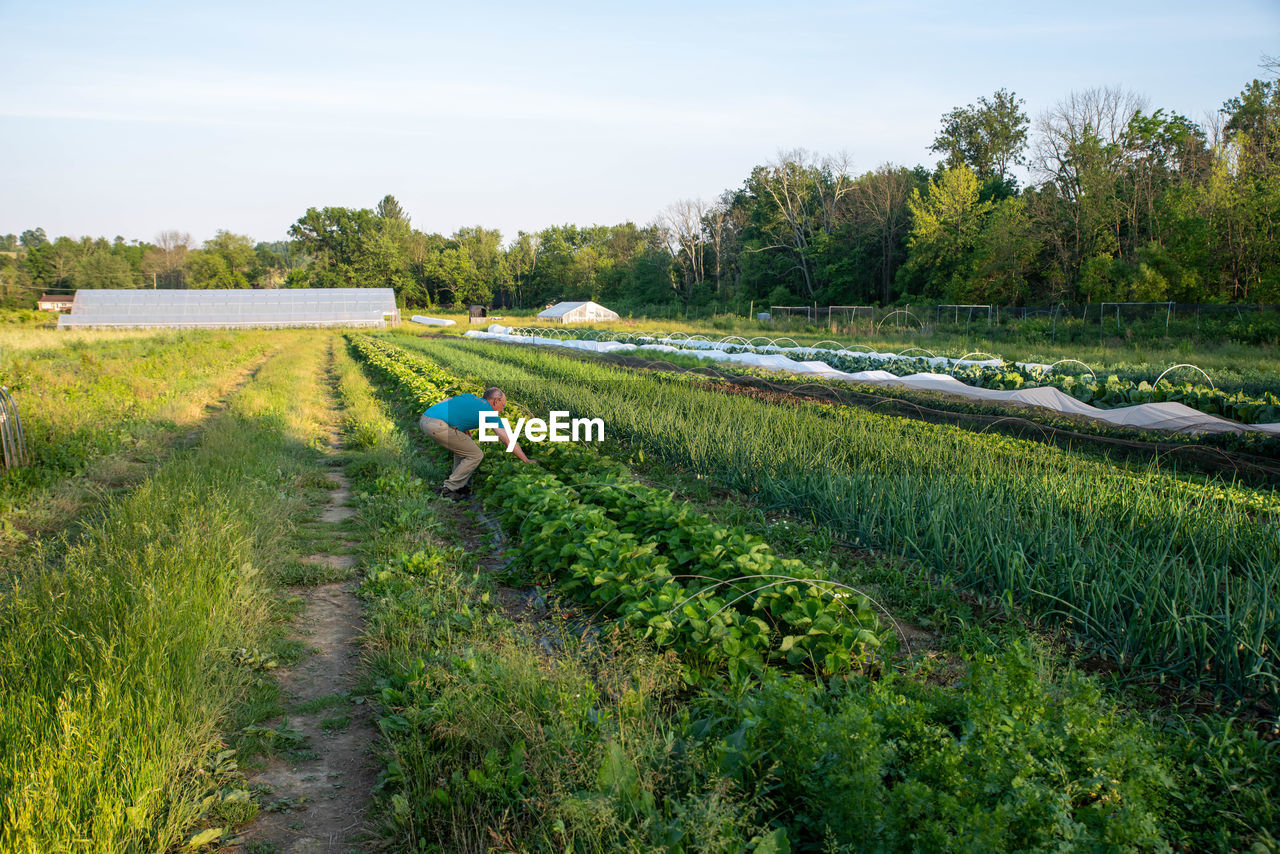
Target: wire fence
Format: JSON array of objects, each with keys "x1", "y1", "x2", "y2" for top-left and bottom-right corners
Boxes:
[{"x1": 759, "y1": 302, "x2": 1280, "y2": 342}]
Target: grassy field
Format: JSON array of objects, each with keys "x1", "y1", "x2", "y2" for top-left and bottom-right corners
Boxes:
[
  {"x1": 4, "y1": 324, "x2": 1278, "y2": 852},
  {"x1": 0, "y1": 330, "x2": 283, "y2": 562}
]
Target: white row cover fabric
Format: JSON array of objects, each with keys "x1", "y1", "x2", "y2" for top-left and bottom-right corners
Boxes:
[
  {"x1": 633, "y1": 336, "x2": 1027, "y2": 369},
  {"x1": 58, "y1": 288, "x2": 399, "y2": 329},
  {"x1": 411, "y1": 315, "x2": 456, "y2": 326},
  {"x1": 461, "y1": 329, "x2": 1280, "y2": 436}
]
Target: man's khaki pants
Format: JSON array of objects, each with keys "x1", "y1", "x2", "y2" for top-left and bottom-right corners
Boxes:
[{"x1": 420, "y1": 415, "x2": 483, "y2": 491}]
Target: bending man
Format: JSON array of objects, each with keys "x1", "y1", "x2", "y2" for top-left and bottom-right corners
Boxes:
[{"x1": 419, "y1": 387, "x2": 534, "y2": 500}]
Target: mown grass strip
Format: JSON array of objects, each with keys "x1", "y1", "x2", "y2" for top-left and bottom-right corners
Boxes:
[{"x1": 0, "y1": 331, "x2": 332, "y2": 853}]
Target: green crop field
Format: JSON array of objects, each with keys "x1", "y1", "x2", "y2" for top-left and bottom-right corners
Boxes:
[{"x1": 1, "y1": 327, "x2": 1278, "y2": 852}]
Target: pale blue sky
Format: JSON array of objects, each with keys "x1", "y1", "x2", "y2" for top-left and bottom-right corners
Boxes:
[{"x1": 2, "y1": 0, "x2": 1276, "y2": 245}]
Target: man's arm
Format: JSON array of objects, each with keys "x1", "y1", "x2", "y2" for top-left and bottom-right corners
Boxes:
[{"x1": 493, "y1": 428, "x2": 535, "y2": 463}]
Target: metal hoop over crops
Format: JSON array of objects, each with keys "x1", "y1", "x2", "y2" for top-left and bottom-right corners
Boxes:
[
  {"x1": 1046, "y1": 359, "x2": 1097, "y2": 383},
  {"x1": 875, "y1": 309, "x2": 925, "y2": 333},
  {"x1": 811, "y1": 340, "x2": 846, "y2": 351},
  {"x1": 719, "y1": 336, "x2": 751, "y2": 347},
  {"x1": 1155, "y1": 363, "x2": 1215, "y2": 390},
  {"x1": 746, "y1": 336, "x2": 775, "y2": 347},
  {"x1": 662, "y1": 573, "x2": 905, "y2": 656},
  {"x1": 897, "y1": 347, "x2": 937, "y2": 359},
  {"x1": 772, "y1": 337, "x2": 802, "y2": 349}
]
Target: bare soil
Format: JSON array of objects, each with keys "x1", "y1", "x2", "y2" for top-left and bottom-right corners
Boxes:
[
  {"x1": 231, "y1": 453, "x2": 380, "y2": 852},
  {"x1": 432, "y1": 495, "x2": 533, "y2": 623}
]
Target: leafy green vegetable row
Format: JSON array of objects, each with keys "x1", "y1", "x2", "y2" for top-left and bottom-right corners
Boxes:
[
  {"x1": 347, "y1": 335, "x2": 476, "y2": 410},
  {"x1": 822, "y1": 348, "x2": 1280, "y2": 425},
  {"x1": 484, "y1": 446, "x2": 881, "y2": 684}
]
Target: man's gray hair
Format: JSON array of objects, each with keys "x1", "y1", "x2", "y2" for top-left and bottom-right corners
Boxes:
[{"x1": 482, "y1": 387, "x2": 506, "y2": 403}]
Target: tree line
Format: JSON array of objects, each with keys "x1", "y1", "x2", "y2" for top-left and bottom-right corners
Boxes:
[{"x1": 4, "y1": 67, "x2": 1276, "y2": 311}]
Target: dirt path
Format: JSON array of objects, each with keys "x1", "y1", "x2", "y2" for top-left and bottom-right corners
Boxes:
[{"x1": 232, "y1": 432, "x2": 379, "y2": 853}]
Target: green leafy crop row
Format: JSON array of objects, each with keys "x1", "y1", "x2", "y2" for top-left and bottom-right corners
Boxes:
[
  {"x1": 812, "y1": 349, "x2": 1280, "y2": 426},
  {"x1": 347, "y1": 334, "x2": 477, "y2": 410},
  {"x1": 484, "y1": 445, "x2": 882, "y2": 685}
]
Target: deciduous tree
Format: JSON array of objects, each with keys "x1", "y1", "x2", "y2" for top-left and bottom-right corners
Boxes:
[{"x1": 931, "y1": 89, "x2": 1030, "y2": 187}]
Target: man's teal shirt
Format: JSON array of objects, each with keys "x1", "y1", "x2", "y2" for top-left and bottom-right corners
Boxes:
[{"x1": 422, "y1": 393, "x2": 497, "y2": 431}]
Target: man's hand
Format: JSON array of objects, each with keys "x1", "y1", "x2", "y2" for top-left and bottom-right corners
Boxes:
[{"x1": 526, "y1": 458, "x2": 540, "y2": 465}]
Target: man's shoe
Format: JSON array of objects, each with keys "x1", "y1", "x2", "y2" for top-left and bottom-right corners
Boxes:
[{"x1": 437, "y1": 487, "x2": 467, "y2": 502}]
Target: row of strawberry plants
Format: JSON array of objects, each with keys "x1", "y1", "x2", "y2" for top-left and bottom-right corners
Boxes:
[
  {"x1": 347, "y1": 334, "x2": 478, "y2": 410},
  {"x1": 349, "y1": 334, "x2": 882, "y2": 685},
  {"x1": 483, "y1": 446, "x2": 882, "y2": 684}
]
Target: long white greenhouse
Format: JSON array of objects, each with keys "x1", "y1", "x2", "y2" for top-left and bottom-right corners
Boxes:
[{"x1": 57, "y1": 288, "x2": 401, "y2": 329}]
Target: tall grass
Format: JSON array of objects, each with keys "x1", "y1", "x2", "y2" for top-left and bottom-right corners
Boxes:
[
  {"x1": 332, "y1": 337, "x2": 407, "y2": 455},
  {"x1": 0, "y1": 330, "x2": 276, "y2": 516},
  {"x1": 390, "y1": 335, "x2": 1280, "y2": 704},
  {"x1": 0, "y1": 331, "x2": 332, "y2": 853}
]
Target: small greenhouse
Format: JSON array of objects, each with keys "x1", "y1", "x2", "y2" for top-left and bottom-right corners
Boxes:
[
  {"x1": 57, "y1": 288, "x2": 400, "y2": 329},
  {"x1": 536, "y1": 301, "x2": 620, "y2": 324}
]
